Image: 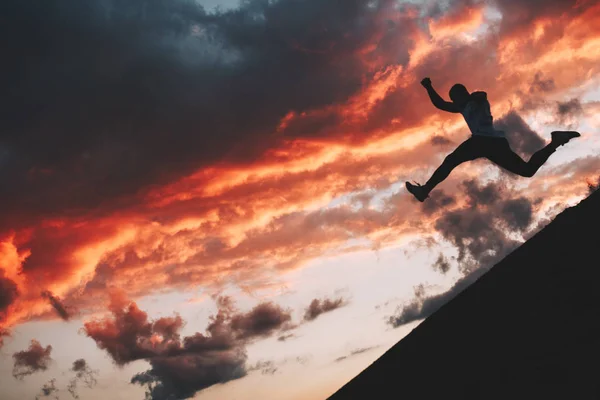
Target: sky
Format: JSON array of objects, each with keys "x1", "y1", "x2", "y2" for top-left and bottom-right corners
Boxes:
[{"x1": 1, "y1": 0, "x2": 599, "y2": 399}]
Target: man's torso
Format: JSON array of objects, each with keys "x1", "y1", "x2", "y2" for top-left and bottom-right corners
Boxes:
[{"x1": 460, "y1": 97, "x2": 505, "y2": 138}]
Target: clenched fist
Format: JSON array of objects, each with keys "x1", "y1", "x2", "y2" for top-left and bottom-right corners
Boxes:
[{"x1": 421, "y1": 77, "x2": 432, "y2": 88}]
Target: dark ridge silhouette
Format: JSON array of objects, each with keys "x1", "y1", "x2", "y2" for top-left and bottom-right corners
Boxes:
[{"x1": 327, "y1": 189, "x2": 600, "y2": 400}]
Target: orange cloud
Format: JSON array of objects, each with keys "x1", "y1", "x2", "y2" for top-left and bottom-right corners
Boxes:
[
  {"x1": 2, "y1": 0, "x2": 600, "y2": 334},
  {"x1": 428, "y1": 4, "x2": 484, "y2": 40}
]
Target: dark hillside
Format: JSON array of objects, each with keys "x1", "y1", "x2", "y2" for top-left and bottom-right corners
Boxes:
[{"x1": 327, "y1": 189, "x2": 600, "y2": 400}]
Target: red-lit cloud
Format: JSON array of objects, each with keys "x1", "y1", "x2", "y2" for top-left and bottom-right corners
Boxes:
[
  {"x1": 12, "y1": 340, "x2": 53, "y2": 380},
  {"x1": 1, "y1": 0, "x2": 599, "y2": 336},
  {"x1": 83, "y1": 291, "x2": 299, "y2": 399}
]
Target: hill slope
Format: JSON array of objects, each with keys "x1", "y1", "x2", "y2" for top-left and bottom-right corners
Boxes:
[{"x1": 327, "y1": 189, "x2": 600, "y2": 400}]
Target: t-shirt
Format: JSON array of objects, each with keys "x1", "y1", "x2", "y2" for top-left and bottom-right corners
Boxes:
[{"x1": 460, "y1": 93, "x2": 505, "y2": 138}]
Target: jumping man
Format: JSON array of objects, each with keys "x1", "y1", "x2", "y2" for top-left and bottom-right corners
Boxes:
[{"x1": 405, "y1": 77, "x2": 580, "y2": 202}]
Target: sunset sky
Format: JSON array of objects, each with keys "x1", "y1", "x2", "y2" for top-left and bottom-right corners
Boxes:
[{"x1": 1, "y1": 0, "x2": 599, "y2": 399}]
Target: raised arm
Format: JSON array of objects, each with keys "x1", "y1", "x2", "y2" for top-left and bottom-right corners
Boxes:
[{"x1": 420, "y1": 78, "x2": 460, "y2": 113}]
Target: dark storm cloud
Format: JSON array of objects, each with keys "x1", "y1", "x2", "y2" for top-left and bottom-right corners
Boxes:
[
  {"x1": 463, "y1": 178, "x2": 501, "y2": 206},
  {"x1": 41, "y1": 290, "x2": 70, "y2": 321},
  {"x1": 388, "y1": 179, "x2": 537, "y2": 327},
  {"x1": 529, "y1": 71, "x2": 556, "y2": 94},
  {"x1": 422, "y1": 190, "x2": 456, "y2": 215},
  {"x1": 433, "y1": 180, "x2": 529, "y2": 269},
  {"x1": 493, "y1": 111, "x2": 546, "y2": 156},
  {"x1": 129, "y1": 297, "x2": 295, "y2": 400},
  {"x1": 303, "y1": 296, "x2": 348, "y2": 321},
  {"x1": 387, "y1": 269, "x2": 489, "y2": 327},
  {"x1": 492, "y1": 0, "x2": 593, "y2": 37},
  {"x1": 502, "y1": 93, "x2": 586, "y2": 160},
  {"x1": 230, "y1": 302, "x2": 294, "y2": 339},
  {"x1": 557, "y1": 99, "x2": 583, "y2": 115},
  {"x1": 84, "y1": 299, "x2": 185, "y2": 365},
  {"x1": 500, "y1": 198, "x2": 533, "y2": 231},
  {"x1": 555, "y1": 98, "x2": 584, "y2": 127},
  {"x1": 12, "y1": 340, "x2": 53, "y2": 379},
  {"x1": 0, "y1": 0, "x2": 420, "y2": 228},
  {"x1": 131, "y1": 349, "x2": 247, "y2": 400},
  {"x1": 85, "y1": 293, "x2": 293, "y2": 399},
  {"x1": 0, "y1": 269, "x2": 19, "y2": 319}
]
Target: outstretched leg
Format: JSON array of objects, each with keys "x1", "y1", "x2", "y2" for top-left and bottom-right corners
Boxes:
[
  {"x1": 486, "y1": 131, "x2": 580, "y2": 177},
  {"x1": 406, "y1": 137, "x2": 481, "y2": 201}
]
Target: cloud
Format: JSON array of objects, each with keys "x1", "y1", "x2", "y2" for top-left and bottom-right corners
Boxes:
[
  {"x1": 67, "y1": 359, "x2": 99, "y2": 399},
  {"x1": 41, "y1": 291, "x2": 70, "y2": 321},
  {"x1": 0, "y1": 327, "x2": 10, "y2": 348},
  {"x1": 247, "y1": 354, "x2": 313, "y2": 375},
  {"x1": 583, "y1": 100, "x2": 600, "y2": 128},
  {"x1": 2, "y1": 0, "x2": 600, "y2": 334},
  {"x1": 554, "y1": 98, "x2": 584, "y2": 128},
  {"x1": 277, "y1": 333, "x2": 296, "y2": 342},
  {"x1": 334, "y1": 346, "x2": 378, "y2": 363},
  {"x1": 230, "y1": 301, "x2": 295, "y2": 339},
  {"x1": 0, "y1": 269, "x2": 19, "y2": 319},
  {"x1": 35, "y1": 379, "x2": 59, "y2": 400},
  {"x1": 529, "y1": 71, "x2": 556, "y2": 94},
  {"x1": 0, "y1": 5, "x2": 598, "y2": 398},
  {"x1": 12, "y1": 340, "x2": 53, "y2": 380},
  {"x1": 492, "y1": 0, "x2": 595, "y2": 39},
  {"x1": 587, "y1": 175, "x2": 600, "y2": 194},
  {"x1": 248, "y1": 360, "x2": 278, "y2": 375},
  {"x1": 130, "y1": 349, "x2": 247, "y2": 400},
  {"x1": 350, "y1": 190, "x2": 378, "y2": 209},
  {"x1": 500, "y1": 198, "x2": 534, "y2": 231},
  {"x1": 303, "y1": 296, "x2": 348, "y2": 322},
  {"x1": 84, "y1": 292, "x2": 293, "y2": 399},
  {"x1": 422, "y1": 190, "x2": 456, "y2": 215},
  {"x1": 83, "y1": 291, "x2": 187, "y2": 365},
  {"x1": 31, "y1": 358, "x2": 99, "y2": 399},
  {"x1": 388, "y1": 178, "x2": 538, "y2": 327},
  {"x1": 430, "y1": 135, "x2": 454, "y2": 147},
  {"x1": 427, "y1": 0, "x2": 485, "y2": 39},
  {"x1": 434, "y1": 179, "x2": 532, "y2": 269},
  {"x1": 72, "y1": 357, "x2": 95, "y2": 373},
  {"x1": 432, "y1": 253, "x2": 451, "y2": 274},
  {"x1": 493, "y1": 111, "x2": 546, "y2": 157},
  {"x1": 0, "y1": 0, "x2": 421, "y2": 225},
  {"x1": 0, "y1": 3, "x2": 426, "y2": 325}
]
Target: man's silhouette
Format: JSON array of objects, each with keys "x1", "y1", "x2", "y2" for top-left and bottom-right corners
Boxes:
[{"x1": 406, "y1": 77, "x2": 580, "y2": 202}]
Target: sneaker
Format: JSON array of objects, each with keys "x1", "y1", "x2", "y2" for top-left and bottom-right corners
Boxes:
[
  {"x1": 406, "y1": 181, "x2": 429, "y2": 202},
  {"x1": 551, "y1": 131, "x2": 580, "y2": 147}
]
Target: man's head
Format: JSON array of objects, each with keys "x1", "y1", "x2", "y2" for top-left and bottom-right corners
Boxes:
[{"x1": 449, "y1": 83, "x2": 470, "y2": 107}]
